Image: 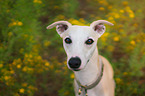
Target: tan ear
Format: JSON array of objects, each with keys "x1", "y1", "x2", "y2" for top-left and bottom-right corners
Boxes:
[
  {"x1": 46, "y1": 21, "x2": 72, "y2": 35},
  {"x1": 90, "y1": 20, "x2": 114, "y2": 38}
]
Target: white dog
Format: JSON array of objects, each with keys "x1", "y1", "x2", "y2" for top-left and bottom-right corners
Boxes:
[{"x1": 47, "y1": 20, "x2": 115, "y2": 96}]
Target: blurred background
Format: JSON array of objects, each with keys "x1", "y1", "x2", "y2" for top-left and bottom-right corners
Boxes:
[{"x1": 0, "y1": 0, "x2": 145, "y2": 96}]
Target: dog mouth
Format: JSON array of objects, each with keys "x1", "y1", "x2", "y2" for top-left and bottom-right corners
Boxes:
[
  {"x1": 72, "y1": 68, "x2": 80, "y2": 71},
  {"x1": 71, "y1": 59, "x2": 90, "y2": 71}
]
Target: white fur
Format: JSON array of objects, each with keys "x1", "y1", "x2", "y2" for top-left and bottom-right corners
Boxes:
[{"x1": 47, "y1": 20, "x2": 115, "y2": 96}]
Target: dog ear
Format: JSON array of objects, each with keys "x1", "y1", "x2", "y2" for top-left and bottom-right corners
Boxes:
[
  {"x1": 90, "y1": 20, "x2": 114, "y2": 38},
  {"x1": 46, "y1": 21, "x2": 72, "y2": 36}
]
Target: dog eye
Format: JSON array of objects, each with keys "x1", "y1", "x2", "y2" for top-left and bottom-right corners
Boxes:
[
  {"x1": 65, "y1": 38, "x2": 72, "y2": 44},
  {"x1": 85, "y1": 39, "x2": 94, "y2": 45}
]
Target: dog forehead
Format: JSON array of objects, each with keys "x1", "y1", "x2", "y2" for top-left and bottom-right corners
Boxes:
[{"x1": 68, "y1": 25, "x2": 95, "y2": 38}]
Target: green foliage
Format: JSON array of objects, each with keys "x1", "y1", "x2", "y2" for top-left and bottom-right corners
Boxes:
[{"x1": 0, "y1": 0, "x2": 145, "y2": 96}]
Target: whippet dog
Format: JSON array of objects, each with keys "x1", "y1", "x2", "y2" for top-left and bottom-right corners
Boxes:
[{"x1": 47, "y1": 20, "x2": 115, "y2": 96}]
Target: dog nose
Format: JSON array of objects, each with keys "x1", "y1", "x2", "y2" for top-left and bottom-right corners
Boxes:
[{"x1": 68, "y1": 57, "x2": 81, "y2": 70}]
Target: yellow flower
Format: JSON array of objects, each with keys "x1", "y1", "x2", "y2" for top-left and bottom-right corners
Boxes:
[
  {"x1": 4, "y1": 76, "x2": 10, "y2": 81},
  {"x1": 108, "y1": 17, "x2": 114, "y2": 21},
  {"x1": 22, "y1": 67, "x2": 28, "y2": 72},
  {"x1": 79, "y1": 18, "x2": 85, "y2": 23},
  {"x1": 54, "y1": 6, "x2": 59, "y2": 9},
  {"x1": 12, "y1": 22, "x2": 17, "y2": 26},
  {"x1": 119, "y1": 29, "x2": 124, "y2": 32},
  {"x1": 45, "y1": 62, "x2": 50, "y2": 66},
  {"x1": 17, "y1": 21, "x2": 23, "y2": 26},
  {"x1": 37, "y1": 0, "x2": 42, "y2": 4},
  {"x1": 22, "y1": 83, "x2": 28, "y2": 87},
  {"x1": 129, "y1": 13, "x2": 135, "y2": 18},
  {"x1": 8, "y1": 32, "x2": 13, "y2": 37},
  {"x1": 123, "y1": 72, "x2": 128, "y2": 76},
  {"x1": 56, "y1": 15, "x2": 65, "y2": 19},
  {"x1": 103, "y1": 32, "x2": 109, "y2": 37},
  {"x1": 130, "y1": 40, "x2": 136, "y2": 45},
  {"x1": 19, "y1": 88, "x2": 25, "y2": 93},
  {"x1": 115, "y1": 78, "x2": 122, "y2": 84},
  {"x1": 114, "y1": 13, "x2": 120, "y2": 19},
  {"x1": 10, "y1": 70, "x2": 14, "y2": 74},
  {"x1": 122, "y1": 1, "x2": 128, "y2": 6},
  {"x1": 119, "y1": 10, "x2": 124, "y2": 13},
  {"x1": 33, "y1": 0, "x2": 42, "y2": 4},
  {"x1": 113, "y1": 36, "x2": 120, "y2": 41},
  {"x1": 108, "y1": 5, "x2": 112, "y2": 9},
  {"x1": 0, "y1": 64, "x2": 3, "y2": 68},
  {"x1": 17, "y1": 65, "x2": 21, "y2": 69},
  {"x1": 133, "y1": 23, "x2": 138, "y2": 27},
  {"x1": 98, "y1": 0, "x2": 104, "y2": 4},
  {"x1": 70, "y1": 74, "x2": 74, "y2": 79},
  {"x1": 99, "y1": 7, "x2": 105, "y2": 11},
  {"x1": 37, "y1": 56, "x2": 42, "y2": 60}
]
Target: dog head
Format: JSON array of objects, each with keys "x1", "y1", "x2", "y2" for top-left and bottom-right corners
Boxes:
[{"x1": 47, "y1": 20, "x2": 113, "y2": 71}]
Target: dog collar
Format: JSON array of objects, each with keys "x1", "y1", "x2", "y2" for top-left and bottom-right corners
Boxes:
[{"x1": 75, "y1": 56, "x2": 104, "y2": 96}]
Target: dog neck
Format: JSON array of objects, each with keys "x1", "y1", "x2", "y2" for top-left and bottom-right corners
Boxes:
[{"x1": 74, "y1": 48, "x2": 100, "y2": 86}]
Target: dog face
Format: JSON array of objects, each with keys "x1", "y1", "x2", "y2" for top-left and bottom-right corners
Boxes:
[
  {"x1": 62, "y1": 26, "x2": 99, "y2": 71},
  {"x1": 47, "y1": 20, "x2": 113, "y2": 71}
]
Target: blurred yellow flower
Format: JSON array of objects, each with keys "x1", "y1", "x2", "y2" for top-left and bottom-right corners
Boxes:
[
  {"x1": 70, "y1": 73, "x2": 74, "y2": 79},
  {"x1": 22, "y1": 83, "x2": 28, "y2": 87},
  {"x1": 22, "y1": 67, "x2": 28, "y2": 72},
  {"x1": 10, "y1": 70, "x2": 14, "y2": 74},
  {"x1": 54, "y1": 6, "x2": 59, "y2": 9},
  {"x1": 17, "y1": 21, "x2": 23, "y2": 26},
  {"x1": 8, "y1": 32, "x2": 13, "y2": 37},
  {"x1": 99, "y1": 7, "x2": 105, "y2": 11},
  {"x1": 8, "y1": 20, "x2": 23, "y2": 27},
  {"x1": 119, "y1": 10, "x2": 124, "y2": 13},
  {"x1": 114, "y1": 13, "x2": 120, "y2": 19},
  {"x1": 119, "y1": 29, "x2": 124, "y2": 32},
  {"x1": 133, "y1": 23, "x2": 138, "y2": 27},
  {"x1": 33, "y1": 0, "x2": 42, "y2": 4},
  {"x1": 129, "y1": 13, "x2": 135, "y2": 18},
  {"x1": 123, "y1": 72, "x2": 128, "y2": 76},
  {"x1": 4, "y1": 76, "x2": 10, "y2": 81},
  {"x1": 122, "y1": 1, "x2": 128, "y2": 6},
  {"x1": 17, "y1": 65, "x2": 21, "y2": 69},
  {"x1": 108, "y1": 16, "x2": 114, "y2": 21},
  {"x1": 37, "y1": 56, "x2": 42, "y2": 60},
  {"x1": 45, "y1": 62, "x2": 50, "y2": 66},
  {"x1": 12, "y1": 22, "x2": 17, "y2": 26},
  {"x1": 101, "y1": 37, "x2": 106, "y2": 42},
  {"x1": 115, "y1": 78, "x2": 122, "y2": 84},
  {"x1": 104, "y1": 32, "x2": 109, "y2": 37},
  {"x1": 113, "y1": 36, "x2": 120, "y2": 41},
  {"x1": 0, "y1": 64, "x2": 3, "y2": 68},
  {"x1": 130, "y1": 40, "x2": 136, "y2": 45},
  {"x1": 108, "y1": 5, "x2": 112, "y2": 9},
  {"x1": 79, "y1": 18, "x2": 85, "y2": 23},
  {"x1": 19, "y1": 88, "x2": 25, "y2": 93}
]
